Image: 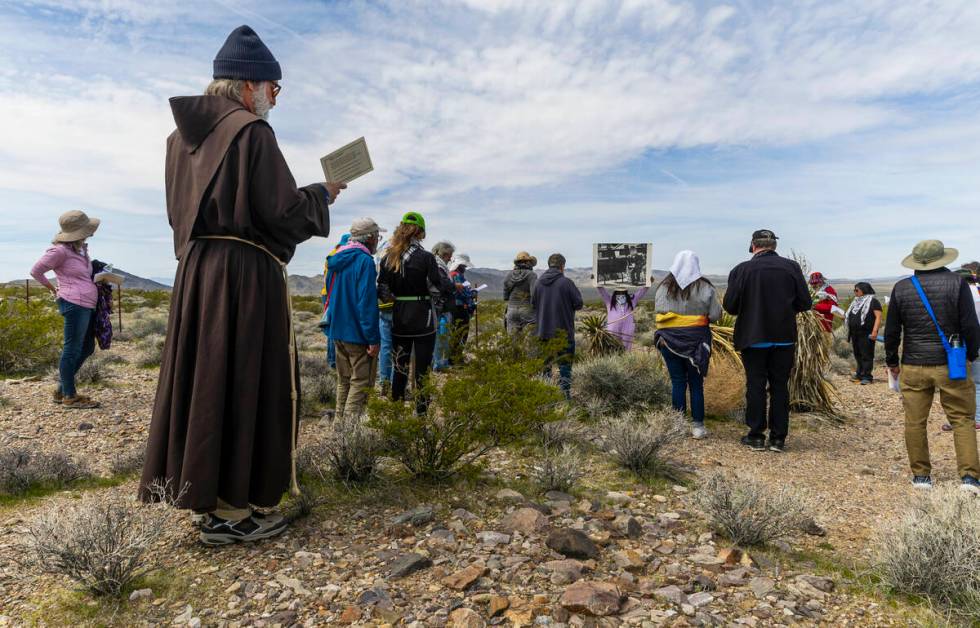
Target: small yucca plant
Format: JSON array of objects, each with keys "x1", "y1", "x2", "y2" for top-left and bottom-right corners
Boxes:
[{"x1": 579, "y1": 314, "x2": 623, "y2": 357}]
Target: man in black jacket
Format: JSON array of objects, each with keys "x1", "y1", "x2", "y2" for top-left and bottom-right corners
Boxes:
[
  {"x1": 884, "y1": 240, "x2": 980, "y2": 493},
  {"x1": 533, "y1": 253, "x2": 584, "y2": 398},
  {"x1": 723, "y1": 230, "x2": 812, "y2": 452}
]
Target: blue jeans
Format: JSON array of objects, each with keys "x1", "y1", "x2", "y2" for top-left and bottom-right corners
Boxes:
[
  {"x1": 433, "y1": 312, "x2": 452, "y2": 370},
  {"x1": 658, "y1": 346, "x2": 705, "y2": 423},
  {"x1": 378, "y1": 309, "x2": 393, "y2": 384},
  {"x1": 58, "y1": 299, "x2": 95, "y2": 398},
  {"x1": 973, "y1": 359, "x2": 980, "y2": 424},
  {"x1": 545, "y1": 339, "x2": 575, "y2": 399},
  {"x1": 319, "y1": 295, "x2": 337, "y2": 369}
]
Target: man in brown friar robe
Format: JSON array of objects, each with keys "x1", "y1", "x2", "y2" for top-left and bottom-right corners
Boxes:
[{"x1": 140, "y1": 25, "x2": 346, "y2": 546}]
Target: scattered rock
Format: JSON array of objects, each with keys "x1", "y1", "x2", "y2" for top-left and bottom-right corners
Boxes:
[
  {"x1": 394, "y1": 505, "x2": 436, "y2": 526},
  {"x1": 611, "y1": 515, "x2": 642, "y2": 539},
  {"x1": 559, "y1": 581, "x2": 624, "y2": 617},
  {"x1": 545, "y1": 490, "x2": 575, "y2": 502},
  {"x1": 605, "y1": 491, "x2": 631, "y2": 505},
  {"x1": 797, "y1": 574, "x2": 835, "y2": 593},
  {"x1": 612, "y1": 549, "x2": 646, "y2": 573},
  {"x1": 495, "y1": 488, "x2": 524, "y2": 503},
  {"x1": 489, "y1": 595, "x2": 510, "y2": 617},
  {"x1": 499, "y1": 507, "x2": 549, "y2": 536},
  {"x1": 750, "y1": 577, "x2": 776, "y2": 599},
  {"x1": 546, "y1": 528, "x2": 600, "y2": 559},
  {"x1": 542, "y1": 559, "x2": 585, "y2": 585},
  {"x1": 654, "y1": 585, "x2": 687, "y2": 606},
  {"x1": 293, "y1": 550, "x2": 319, "y2": 568},
  {"x1": 77, "y1": 422, "x2": 94, "y2": 431},
  {"x1": 388, "y1": 553, "x2": 433, "y2": 578},
  {"x1": 339, "y1": 605, "x2": 362, "y2": 623},
  {"x1": 476, "y1": 531, "x2": 511, "y2": 546},
  {"x1": 448, "y1": 607, "x2": 486, "y2": 627},
  {"x1": 717, "y1": 547, "x2": 742, "y2": 565},
  {"x1": 358, "y1": 586, "x2": 394, "y2": 610},
  {"x1": 688, "y1": 592, "x2": 714, "y2": 608},
  {"x1": 442, "y1": 563, "x2": 488, "y2": 590}
]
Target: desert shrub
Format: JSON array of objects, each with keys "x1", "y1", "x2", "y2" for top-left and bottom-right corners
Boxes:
[
  {"x1": 0, "y1": 447, "x2": 90, "y2": 496},
  {"x1": 291, "y1": 295, "x2": 323, "y2": 315},
  {"x1": 829, "y1": 355, "x2": 853, "y2": 376},
  {"x1": 532, "y1": 445, "x2": 584, "y2": 492},
  {"x1": 0, "y1": 299, "x2": 62, "y2": 375},
  {"x1": 110, "y1": 446, "x2": 145, "y2": 476},
  {"x1": 299, "y1": 414, "x2": 382, "y2": 483},
  {"x1": 135, "y1": 334, "x2": 165, "y2": 368},
  {"x1": 75, "y1": 352, "x2": 118, "y2": 385},
  {"x1": 831, "y1": 325, "x2": 852, "y2": 360},
  {"x1": 299, "y1": 352, "x2": 336, "y2": 414},
  {"x1": 127, "y1": 313, "x2": 168, "y2": 338},
  {"x1": 20, "y1": 489, "x2": 173, "y2": 596},
  {"x1": 579, "y1": 314, "x2": 623, "y2": 357},
  {"x1": 599, "y1": 409, "x2": 686, "y2": 476},
  {"x1": 573, "y1": 351, "x2": 671, "y2": 416},
  {"x1": 692, "y1": 472, "x2": 811, "y2": 546},
  {"x1": 369, "y1": 331, "x2": 565, "y2": 480},
  {"x1": 539, "y1": 418, "x2": 589, "y2": 450},
  {"x1": 873, "y1": 487, "x2": 980, "y2": 616}
]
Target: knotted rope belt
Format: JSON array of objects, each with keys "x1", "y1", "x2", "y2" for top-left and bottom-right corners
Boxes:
[{"x1": 195, "y1": 236, "x2": 301, "y2": 497}]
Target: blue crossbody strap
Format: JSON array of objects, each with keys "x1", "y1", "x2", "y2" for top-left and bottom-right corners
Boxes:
[{"x1": 909, "y1": 276, "x2": 952, "y2": 351}]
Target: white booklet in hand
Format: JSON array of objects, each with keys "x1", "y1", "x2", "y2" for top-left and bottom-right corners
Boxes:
[{"x1": 320, "y1": 137, "x2": 374, "y2": 183}]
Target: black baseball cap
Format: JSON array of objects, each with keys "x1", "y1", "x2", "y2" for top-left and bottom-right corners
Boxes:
[{"x1": 751, "y1": 229, "x2": 778, "y2": 240}]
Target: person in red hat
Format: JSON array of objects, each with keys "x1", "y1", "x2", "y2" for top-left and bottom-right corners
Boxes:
[{"x1": 809, "y1": 271, "x2": 838, "y2": 332}]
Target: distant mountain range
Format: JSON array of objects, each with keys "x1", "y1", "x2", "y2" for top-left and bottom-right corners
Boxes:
[{"x1": 7, "y1": 268, "x2": 903, "y2": 299}]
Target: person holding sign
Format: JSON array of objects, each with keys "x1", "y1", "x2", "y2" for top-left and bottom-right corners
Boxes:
[{"x1": 140, "y1": 25, "x2": 346, "y2": 546}]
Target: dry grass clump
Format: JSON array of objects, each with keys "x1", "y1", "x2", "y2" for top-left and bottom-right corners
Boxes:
[
  {"x1": 599, "y1": 408, "x2": 686, "y2": 476},
  {"x1": 20, "y1": 487, "x2": 174, "y2": 596},
  {"x1": 579, "y1": 313, "x2": 624, "y2": 357},
  {"x1": 126, "y1": 313, "x2": 168, "y2": 339},
  {"x1": 307, "y1": 413, "x2": 383, "y2": 483},
  {"x1": 704, "y1": 355, "x2": 745, "y2": 418},
  {"x1": 831, "y1": 325, "x2": 852, "y2": 359},
  {"x1": 532, "y1": 445, "x2": 585, "y2": 492},
  {"x1": 874, "y1": 487, "x2": 980, "y2": 617},
  {"x1": 692, "y1": 472, "x2": 811, "y2": 547},
  {"x1": 573, "y1": 351, "x2": 671, "y2": 416},
  {"x1": 298, "y1": 352, "x2": 336, "y2": 414},
  {"x1": 135, "y1": 334, "x2": 165, "y2": 368},
  {"x1": 538, "y1": 417, "x2": 589, "y2": 450},
  {"x1": 75, "y1": 352, "x2": 125, "y2": 385},
  {"x1": 0, "y1": 447, "x2": 90, "y2": 496}
]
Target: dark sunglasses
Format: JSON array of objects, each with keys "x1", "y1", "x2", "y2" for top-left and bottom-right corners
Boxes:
[{"x1": 270, "y1": 82, "x2": 281, "y2": 97}]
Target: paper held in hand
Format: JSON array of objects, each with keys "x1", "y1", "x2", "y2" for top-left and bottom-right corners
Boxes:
[{"x1": 320, "y1": 137, "x2": 374, "y2": 183}]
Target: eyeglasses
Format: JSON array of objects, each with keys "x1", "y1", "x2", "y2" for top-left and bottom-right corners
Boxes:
[{"x1": 270, "y1": 82, "x2": 281, "y2": 97}]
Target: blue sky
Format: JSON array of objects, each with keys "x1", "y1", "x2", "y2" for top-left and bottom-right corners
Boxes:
[{"x1": 2, "y1": 0, "x2": 980, "y2": 282}]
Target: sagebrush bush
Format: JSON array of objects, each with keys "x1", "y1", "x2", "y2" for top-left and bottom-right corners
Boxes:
[
  {"x1": 539, "y1": 418, "x2": 589, "y2": 450},
  {"x1": 127, "y1": 313, "x2": 168, "y2": 338},
  {"x1": 874, "y1": 487, "x2": 980, "y2": 616},
  {"x1": 370, "y1": 331, "x2": 565, "y2": 480},
  {"x1": 533, "y1": 445, "x2": 584, "y2": 492},
  {"x1": 75, "y1": 353, "x2": 118, "y2": 385},
  {"x1": 21, "y1": 490, "x2": 171, "y2": 596},
  {"x1": 831, "y1": 325, "x2": 851, "y2": 360},
  {"x1": 0, "y1": 447, "x2": 90, "y2": 496},
  {"x1": 299, "y1": 352, "x2": 336, "y2": 414},
  {"x1": 692, "y1": 472, "x2": 811, "y2": 546},
  {"x1": 599, "y1": 409, "x2": 686, "y2": 475},
  {"x1": 300, "y1": 414, "x2": 382, "y2": 483},
  {"x1": 110, "y1": 446, "x2": 145, "y2": 476},
  {"x1": 135, "y1": 334, "x2": 165, "y2": 368},
  {"x1": 573, "y1": 351, "x2": 671, "y2": 416},
  {"x1": 0, "y1": 300, "x2": 62, "y2": 375}
]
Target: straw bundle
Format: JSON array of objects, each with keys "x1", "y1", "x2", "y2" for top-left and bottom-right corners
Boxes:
[{"x1": 579, "y1": 314, "x2": 624, "y2": 357}]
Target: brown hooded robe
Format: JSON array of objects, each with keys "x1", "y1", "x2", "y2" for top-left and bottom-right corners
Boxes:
[{"x1": 139, "y1": 95, "x2": 329, "y2": 512}]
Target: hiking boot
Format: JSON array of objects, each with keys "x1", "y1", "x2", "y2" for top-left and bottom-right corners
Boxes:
[
  {"x1": 911, "y1": 476, "x2": 933, "y2": 490},
  {"x1": 768, "y1": 438, "x2": 786, "y2": 453},
  {"x1": 860, "y1": 378, "x2": 872, "y2": 385},
  {"x1": 691, "y1": 423, "x2": 708, "y2": 440},
  {"x1": 740, "y1": 435, "x2": 766, "y2": 451},
  {"x1": 199, "y1": 513, "x2": 288, "y2": 546},
  {"x1": 62, "y1": 395, "x2": 99, "y2": 409},
  {"x1": 961, "y1": 476, "x2": 980, "y2": 495}
]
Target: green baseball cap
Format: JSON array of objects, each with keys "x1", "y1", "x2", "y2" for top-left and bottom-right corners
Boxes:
[{"x1": 401, "y1": 211, "x2": 426, "y2": 231}]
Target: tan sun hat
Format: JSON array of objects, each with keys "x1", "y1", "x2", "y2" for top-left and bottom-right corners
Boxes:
[
  {"x1": 901, "y1": 239, "x2": 958, "y2": 271},
  {"x1": 514, "y1": 251, "x2": 537, "y2": 266},
  {"x1": 53, "y1": 210, "x2": 100, "y2": 244},
  {"x1": 349, "y1": 217, "x2": 387, "y2": 239}
]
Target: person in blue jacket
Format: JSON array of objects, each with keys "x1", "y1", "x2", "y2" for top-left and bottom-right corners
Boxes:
[{"x1": 325, "y1": 218, "x2": 385, "y2": 419}]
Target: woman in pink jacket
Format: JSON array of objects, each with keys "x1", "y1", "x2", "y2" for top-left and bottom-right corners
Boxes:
[
  {"x1": 597, "y1": 284, "x2": 650, "y2": 350},
  {"x1": 30, "y1": 211, "x2": 101, "y2": 409}
]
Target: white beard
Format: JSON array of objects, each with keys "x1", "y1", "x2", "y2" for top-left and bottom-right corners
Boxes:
[{"x1": 253, "y1": 84, "x2": 272, "y2": 121}]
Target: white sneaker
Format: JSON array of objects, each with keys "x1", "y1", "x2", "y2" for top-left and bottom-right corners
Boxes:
[
  {"x1": 691, "y1": 424, "x2": 708, "y2": 440},
  {"x1": 911, "y1": 476, "x2": 933, "y2": 490}
]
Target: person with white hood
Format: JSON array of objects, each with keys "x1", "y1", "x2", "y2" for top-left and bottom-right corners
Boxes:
[{"x1": 653, "y1": 251, "x2": 722, "y2": 439}]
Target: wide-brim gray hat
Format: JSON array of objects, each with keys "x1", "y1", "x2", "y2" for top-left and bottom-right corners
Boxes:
[
  {"x1": 901, "y1": 239, "x2": 958, "y2": 271},
  {"x1": 53, "y1": 210, "x2": 100, "y2": 243}
]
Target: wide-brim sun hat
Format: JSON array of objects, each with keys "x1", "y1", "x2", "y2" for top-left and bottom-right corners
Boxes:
[
  {"x1": 901, "y1": 239, "x2": 958, "y2": 271},
  {"x1": 514, "y1": 251, "x2": 537, "y2": 266},
  {"x1": 53, "y1": 210, "x2": 100, "y2": 243}
]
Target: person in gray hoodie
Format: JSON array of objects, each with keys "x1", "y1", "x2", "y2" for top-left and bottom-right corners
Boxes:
[
  {"x1": 533, "y1": 253, "x2": 584, "y2": 398},
  {"x1": 504, "y1": 251, "x2": 538, "y2": 334}
]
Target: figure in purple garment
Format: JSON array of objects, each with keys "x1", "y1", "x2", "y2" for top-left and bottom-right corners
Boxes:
[{"x1": 597, "y1": 285, "x2": 650, "y2": 350}]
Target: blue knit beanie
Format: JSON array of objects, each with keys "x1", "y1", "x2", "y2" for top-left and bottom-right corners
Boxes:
[{"x1": 213, "y1": 25, "x2": 281, "y2": 82}]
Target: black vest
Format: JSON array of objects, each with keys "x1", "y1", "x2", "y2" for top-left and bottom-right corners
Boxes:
[{"x1": 891, "y1": 270, "x2": 964, "y2": 365}]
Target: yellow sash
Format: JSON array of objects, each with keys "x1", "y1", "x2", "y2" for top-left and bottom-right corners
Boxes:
[{"x1": 656, "y1": 312, "x2": 709, "y2": 328}]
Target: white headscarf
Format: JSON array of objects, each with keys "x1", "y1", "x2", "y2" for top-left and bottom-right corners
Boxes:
[{"x1": 669, "y1": 250, "x2": 703, "y2": 290}]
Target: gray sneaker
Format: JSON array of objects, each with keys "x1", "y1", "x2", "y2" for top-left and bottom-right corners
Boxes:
[
  {"x1": 199, "y1": 513, "x2": 288, "y2": 546},
  {"x1": 691, "y1": 424, "x2": 708, "y2": 440}
]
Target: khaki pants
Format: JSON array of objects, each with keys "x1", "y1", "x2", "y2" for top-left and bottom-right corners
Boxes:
[
  {"x1": 900, "y1": 363, "x2": 980, "y2": 479},
  {"x1": 335, "y1": 340, "x2": 377, "y2": 419}
]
